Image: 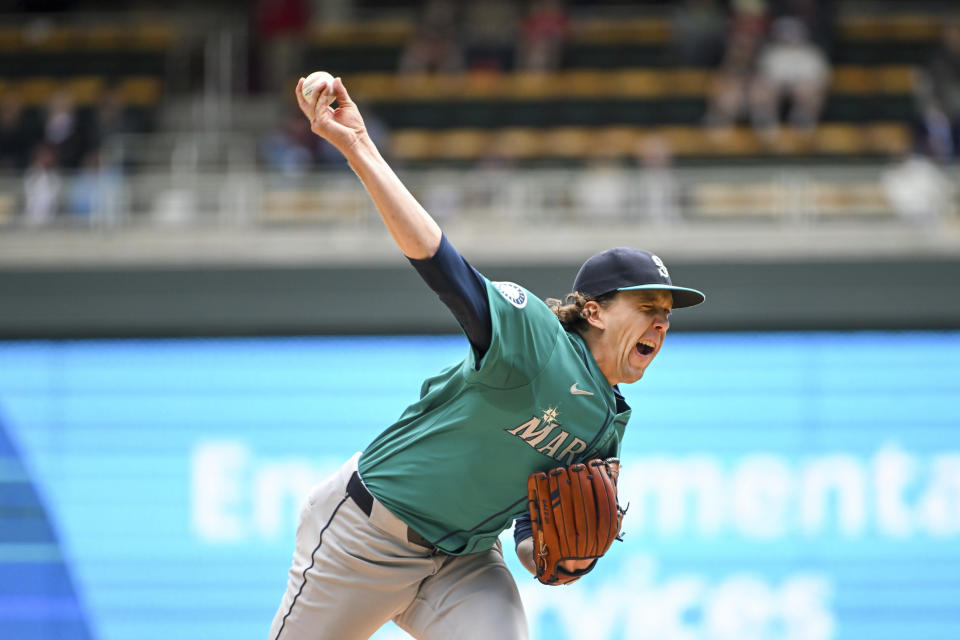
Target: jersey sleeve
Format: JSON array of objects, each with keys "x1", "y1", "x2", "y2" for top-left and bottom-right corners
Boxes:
[
  {"x1": 407, "y1": 234, "x2": 492, "y2": 359},
  {"x1": 463, "y1": 277, "x2": 564, "y2": 388}
]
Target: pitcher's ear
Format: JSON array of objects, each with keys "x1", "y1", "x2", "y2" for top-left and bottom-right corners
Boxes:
[{"x1": 582, "y1": 300, "x2": 605, "y2": 330}]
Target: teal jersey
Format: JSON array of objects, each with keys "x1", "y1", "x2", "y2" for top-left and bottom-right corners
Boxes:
[{"x1": 359, "y1": 278, "x2": 632, "y2": 555}]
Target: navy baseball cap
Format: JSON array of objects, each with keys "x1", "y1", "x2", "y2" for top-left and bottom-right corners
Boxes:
[{"x1": 573, "y1": 247, "x2": 705, "y2": 308}]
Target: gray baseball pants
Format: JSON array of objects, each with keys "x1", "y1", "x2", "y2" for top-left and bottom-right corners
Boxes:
[{"x1": 268, "y1": 453, "x2": 529, "y2": 640}]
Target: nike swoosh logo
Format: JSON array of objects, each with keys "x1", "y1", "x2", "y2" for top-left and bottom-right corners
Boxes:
[{"x1": 570, "y1": 383, "x2": 594, "y2": 396}]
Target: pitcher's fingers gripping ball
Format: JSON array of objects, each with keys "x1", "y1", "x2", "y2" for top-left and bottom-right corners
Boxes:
[
  {"x1": 527, "y1": 458, "x2": 626, "y2": 585},
  {"x1": 300, "y1": 71, "x2": 336, "y2": 105},
  {"x1": 294, "y1": 73, "x2": 367, "y2": 155}
]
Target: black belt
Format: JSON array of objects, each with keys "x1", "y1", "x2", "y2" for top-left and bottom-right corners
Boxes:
[{"x1": 346, "y1": 471, "x2": 436, "y2": 550}]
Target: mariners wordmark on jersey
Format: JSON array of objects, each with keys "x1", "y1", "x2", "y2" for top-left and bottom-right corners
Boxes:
[{"x1": 505, "y1": 406, "x2": 590, "y2": 466}]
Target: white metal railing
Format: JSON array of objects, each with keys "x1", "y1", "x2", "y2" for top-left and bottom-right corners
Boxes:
[{"x1": 2, "y1": 159, "x2": 956, "y2": 231}]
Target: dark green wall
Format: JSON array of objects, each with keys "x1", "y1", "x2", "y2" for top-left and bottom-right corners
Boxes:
[{"x1": 1, "y1": 257, "x2": 958, "y2": 338}]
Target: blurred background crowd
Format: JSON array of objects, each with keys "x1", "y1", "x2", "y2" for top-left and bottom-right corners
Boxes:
[{"x1": 0, "y1": 0, "x2": 958, "y2": 233}]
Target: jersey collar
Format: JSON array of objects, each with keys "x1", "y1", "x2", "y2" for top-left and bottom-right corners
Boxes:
[{"x1": 567, "y1": 331, "x2": 631, "y2": 414}]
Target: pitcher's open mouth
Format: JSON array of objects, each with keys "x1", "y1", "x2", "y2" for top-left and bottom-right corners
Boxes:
[{"x1": 636, "y1": 340, "x2": 655, "y2": 356}]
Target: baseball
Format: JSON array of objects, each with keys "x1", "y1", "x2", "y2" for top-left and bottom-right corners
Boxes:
[{"x1": 301, "y1": 71, "x2": 335, "y2": 104}]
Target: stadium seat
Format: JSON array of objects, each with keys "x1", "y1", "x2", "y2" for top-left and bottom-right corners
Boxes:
[
  {"x1": 433, "y1": 129, "x2": 490, "y2": 160},
  {"x1": 838, "y1": 15, "x2": 939, "y2": 41},
  {"x1": 541, "y1": 127, "x2": 594, "y2": 159},
  {"x1": 491, "y1": 128, "x2": 544, "y2": 160},
  {"x1": 704, "y1": 127, "x2": 763, "y2": 156},
  {"x1": 390, "y1": 130, "x2": 436, "y2": 162},
  {"x1": 591, "y1": 126, "x2": 642, "y2": 158},
  {"x1": 66, "y1": 76, "x2": 105, "y2": 104},
  {"x1": 16, "y1": 77, "x2": 59, "y2": 105},
  {"x1": 118, "y1": 77, "x2": 163, "y2": 106},
  {"x1": 570, "y1": 17, "x2": 671, "y2": 45},
  {"x1": 814, "y1": 124, "x2": 868, "y2": 155},
  {"x1": 866, "y1": 123, "x2": 913, "y2": 155}
]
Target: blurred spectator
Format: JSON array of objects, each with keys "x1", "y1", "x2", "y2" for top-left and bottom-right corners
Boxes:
[
  {"x1": 261, "y1": 108, "x2": 316, "y2": 175},
  {"x1": 748, "y1": 16, "x2": 830, "y2": 145},
  {"x1": 669, "y1": 0, "x2": 726, "y2": 67},
  {"x1": 912, "y1": 22, "x2": 960, "y2": 162},
  {"x1": 462, "y1": 0, "x2": 518, "y2": 72},
  {"x1": 574, "y1": 154, "x2": 628, "y2": 220},
  {"x1": 883, "y1": 153, "x2": 954, "y2": 226},
  {"x1": 704, "y1": 29, "x2": 764, "y2": 132},
  {"x1": 92, "y1": 83, "x2": 132, "y2": 147},
  {"x1": 317, "y1": 0, "x2": 354, "y2": 24},
  {"x1": 913, "y1": 100, "x2": 957, "y2": 161},
  {"x1": 263, "y1": 104, "x2": 391, "y2": 172},
  {"x1": 399, "y1": 0, "x2": 463, "y2": 74},
  {"x1": 422, "y1": 180, "x2": 462, "y2": 224},
  {"x1": 769, "y1": 0, "x2": 838, "y2": 55},
  {"x1": 255, "y1": 0, "x2": 310, "y2": 93},
  {"x1": 517, "y1": 0, "x2": 570, "y2": 72},
  {"x1": 928, "y1": 23, "x2": 960, "y2": 119},
  {"x1": 724, "y1": 0, "x2": 770, "y2": 45},
  {"x1": 0, "y1": 91, "x2": 32, "y2": 171},
  {"x1": 43, "y1": 89, "x2": 88, "y2": 169},
  {"x1": 631, "y1": 134, "x2": 682, "y2": 224},
  {"x1": 704, "y1": 0, "x2": 768, "y2": 133},
  {"x1": 730, "y1": 0, "x2": 771, "y2": 39},
  {"x1": 67, "y1": 149, "x2": 121, "y2": 222},
  {"x1": 23, "y1": 144, "x2": 61, "y2": 226}
]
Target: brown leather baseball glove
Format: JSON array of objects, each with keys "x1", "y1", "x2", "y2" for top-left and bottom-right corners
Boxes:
[{"x1": 526, "y1": 458, "x2": 624, "y2": 585}]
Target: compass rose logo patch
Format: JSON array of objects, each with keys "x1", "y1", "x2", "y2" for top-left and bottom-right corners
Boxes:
[{"x1": 493, "y1": 281, "x2": 527, "y2": 309}]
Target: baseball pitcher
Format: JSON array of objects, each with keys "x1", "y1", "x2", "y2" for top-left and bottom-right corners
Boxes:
[{"x1": 268, "y1": 75, "x2": 706, "y2": 640}]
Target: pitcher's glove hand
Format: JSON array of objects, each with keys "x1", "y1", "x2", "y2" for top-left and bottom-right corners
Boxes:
[{"x1": 527, "y1": 458, "x2": 625, "y2": 585}]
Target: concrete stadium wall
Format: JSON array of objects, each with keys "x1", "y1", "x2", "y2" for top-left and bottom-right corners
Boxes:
[{"x1": 1, "y1": 257, "x2": 958, "y2": 338}]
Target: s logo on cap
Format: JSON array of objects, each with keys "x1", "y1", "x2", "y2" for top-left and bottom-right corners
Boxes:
[{"x1": 651, "y1": 255, "x2": 669, "y2": 279}]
